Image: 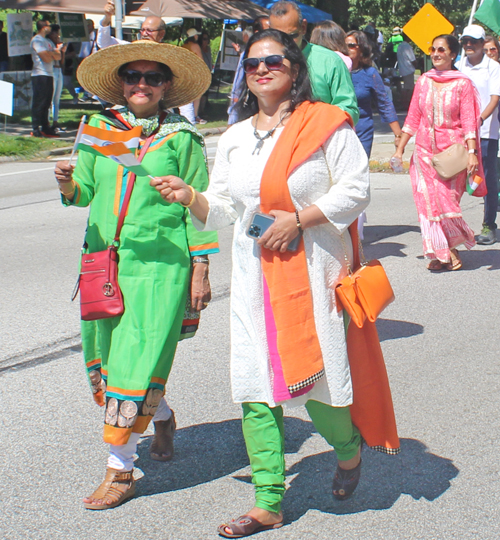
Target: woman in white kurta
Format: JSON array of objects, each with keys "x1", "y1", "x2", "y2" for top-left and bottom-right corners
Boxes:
[{"x1": 152, "y1": 29, "x2": 369, "y2": 538}]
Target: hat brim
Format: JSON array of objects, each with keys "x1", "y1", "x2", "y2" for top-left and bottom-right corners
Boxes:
[{"x1": 76, "y1": 40, "x2": 212, "y2": 109}]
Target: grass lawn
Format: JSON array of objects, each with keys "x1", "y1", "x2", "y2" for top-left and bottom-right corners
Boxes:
[
  {"x1": 11, "y1": 86, "x2": 232, "y2": 132},
  {"x1": 0, "y1": 133, "x2": 71, "y2": 157}
]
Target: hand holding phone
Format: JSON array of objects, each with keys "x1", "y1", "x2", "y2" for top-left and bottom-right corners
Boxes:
[{"x1": 246, "y1": 211, "x2": 301, "y2": 252}]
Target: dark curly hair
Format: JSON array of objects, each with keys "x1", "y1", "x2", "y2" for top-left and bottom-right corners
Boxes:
[
  {"x1": 233, "y1": 28, "x2": 313, "y2": 122},
  {"x1": 346, "y1": 30, "x2": 372, "y2": 68}
]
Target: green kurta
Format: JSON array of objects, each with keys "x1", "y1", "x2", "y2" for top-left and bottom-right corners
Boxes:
[
  {"x1": 302, "y1": 42, "x2": 360, "y2": 125},
  {"x1": 66, "y1": 112, "x2": 219, "y2": 445}
]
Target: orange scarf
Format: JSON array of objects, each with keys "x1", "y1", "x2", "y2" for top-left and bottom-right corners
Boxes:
[{"x1": 260, "y1": 101, "x2": 352, "y2": 394}]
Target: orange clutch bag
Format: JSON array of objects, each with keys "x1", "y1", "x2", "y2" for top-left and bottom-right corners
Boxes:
[{"x1": 335, "y1": 238, "x2": 395, "y2": 328}]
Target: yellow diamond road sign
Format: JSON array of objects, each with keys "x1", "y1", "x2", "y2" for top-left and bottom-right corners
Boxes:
[{"x1": 403, "y1": 3, "x2": 454, "y2": 54}]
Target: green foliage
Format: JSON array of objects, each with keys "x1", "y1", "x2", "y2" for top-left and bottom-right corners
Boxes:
[
  {"x1": 0, "y1": 133, "x2": 69, "y2": 157},
  {"x1": 347, "y1": 0, "x2": 474, "y2": 34}
]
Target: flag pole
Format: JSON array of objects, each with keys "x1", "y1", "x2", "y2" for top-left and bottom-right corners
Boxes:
[
  {"x1": 69, "y1": 115, "x2": 87, "y2": 165},
  {"x1": 468, "y1": 0, "x2": 481, "y2": 25}
]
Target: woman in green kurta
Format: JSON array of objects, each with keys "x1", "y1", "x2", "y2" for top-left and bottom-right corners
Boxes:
[{"x1": 55, "y1": 41, "x2": 218, "y2": 510}]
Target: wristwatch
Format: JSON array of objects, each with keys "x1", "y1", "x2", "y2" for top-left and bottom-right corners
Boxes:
[{"x1": 468, "y1": 149, "x2": 478, "y2": 155}]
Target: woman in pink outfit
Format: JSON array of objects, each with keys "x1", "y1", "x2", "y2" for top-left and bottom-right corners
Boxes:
[{"x1": 393, "y1": 34, "x2": 482, "y2": 271}]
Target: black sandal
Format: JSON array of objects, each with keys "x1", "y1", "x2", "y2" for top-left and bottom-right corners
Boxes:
[{"x1": 332, "y1": 458, "x2": 362, "y2": 500}]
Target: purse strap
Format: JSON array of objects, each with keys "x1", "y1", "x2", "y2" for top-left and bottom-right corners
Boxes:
[
  {"x1": 113, "y1": 111, "x2": 166, "y2": 245},
  {"x1": 320, "y1": 146, "x2": 367, "y2": 275}
]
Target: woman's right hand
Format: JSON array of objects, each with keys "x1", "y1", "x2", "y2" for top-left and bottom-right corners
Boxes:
[
  {"x1": 150, "y1": 175, "x2": 193, "y2": 205},
  {"x1": 54, "y1": 160, "x2": 74, "y2": 184}
]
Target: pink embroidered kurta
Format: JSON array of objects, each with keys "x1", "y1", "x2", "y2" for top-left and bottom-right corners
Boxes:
[{"x1": 402, "y1": 73, "x2": 478, "y2": 262}]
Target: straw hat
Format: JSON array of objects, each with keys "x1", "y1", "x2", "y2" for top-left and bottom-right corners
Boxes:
[{"x1": 76, "y1": 40, "x2": 211, "y2": 109}]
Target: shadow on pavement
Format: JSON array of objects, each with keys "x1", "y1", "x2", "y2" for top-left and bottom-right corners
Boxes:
[
  {"x1": 363, "y1": 241, "x2": 408, "y2": 260},
  {"x1": 364, "y1": 224, "x2": 421, "y2": 243},
  {"x1": 280, "y1": 437, "x2": 458, "y2": 522},
  {"x1": 135, "y1": 417, "x2": 315, "y2": 497},
  {"x1": 460, "y1": 248, "x2": 500, "y2": 271},
  {"x1": 376, "y1": 318, "x2": 424, "y2": 341}
]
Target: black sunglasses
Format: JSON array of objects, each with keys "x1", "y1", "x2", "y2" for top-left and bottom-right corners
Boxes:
[
  {"x1": 346, "y1": 42, "x2": 359, "y2": 49},
  {"x1": 242, "y1": 55, "x2": 286, "y2": 74},
  {"x1": 120, "y1": 70, "x2": 166, "y2": 87},
  {"x1": 461, "y1": 37, "x2": 480, "y2": 45}
]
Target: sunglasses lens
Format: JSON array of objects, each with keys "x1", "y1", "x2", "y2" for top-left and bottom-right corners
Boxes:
[
  {"x1": 265, "y1": 55, "x2": 284, "y2": 70},
  {"x1": 347, "y1": 43, "x2": 357, "y2": 48},
  {"x1": 121, "y1": 70, "x2": 165, "y2": 86},
  {"x1": 144, "y1": 72, "x2": 165, "y2": 86},
  {"x1": 122, "y1": 70, "x2": 142, "y2": 84},
  {"x1": 243, "y1": 58, "x2": 259, "y2": 74}
]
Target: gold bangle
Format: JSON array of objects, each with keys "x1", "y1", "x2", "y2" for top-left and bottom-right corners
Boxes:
[{"x1": 181, "y1": 185, "x2": 196, "y2": 208}]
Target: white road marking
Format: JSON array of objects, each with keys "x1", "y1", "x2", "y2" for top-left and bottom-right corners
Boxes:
[{"x1": 0, "y1": 166, "x2": 54, "y2": 177}]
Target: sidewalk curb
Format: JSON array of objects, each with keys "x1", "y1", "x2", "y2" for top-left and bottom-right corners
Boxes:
[{"x1": 199, "y1": 125, "x2": 229, "y2": 137}]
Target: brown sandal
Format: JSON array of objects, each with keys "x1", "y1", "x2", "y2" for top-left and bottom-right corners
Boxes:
[
  {"x1": 446, "y1": 249, "x2": 462, "y2": 271},
  {"x1": 427, "y1": 259, "x2": 443, "y2": 272},
  {"x1": 217, "y1": 515, "x2": 283, "y2": 538},
  {"x1": 150, "y1": 410, "x2": 176, "y2": 461},
  {"x1": 83, "y1": 467, "x2": 135, "y2": 510}
]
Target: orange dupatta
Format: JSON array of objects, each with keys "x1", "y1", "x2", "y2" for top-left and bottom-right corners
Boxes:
[{"x1": 260, "y1": 101, "x2": 352, "y2": 394}]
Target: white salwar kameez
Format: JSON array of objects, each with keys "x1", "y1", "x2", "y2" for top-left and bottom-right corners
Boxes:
[{"x1": 192, "y1": 118, "x2": 370, "y2": 408}]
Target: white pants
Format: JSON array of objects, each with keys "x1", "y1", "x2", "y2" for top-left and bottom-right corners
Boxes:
[{"x1": 107, "y1": 397, "x2": 171, "y2": 471}]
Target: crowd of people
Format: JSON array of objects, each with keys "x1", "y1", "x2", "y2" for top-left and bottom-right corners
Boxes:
[{"x1": 49, "y1": 1, "x2": 498, "y2": 537}]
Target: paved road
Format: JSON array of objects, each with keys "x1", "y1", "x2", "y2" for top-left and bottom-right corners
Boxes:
[{"x1": 1, "y1": 142, "x2": 499, "y2": 539}]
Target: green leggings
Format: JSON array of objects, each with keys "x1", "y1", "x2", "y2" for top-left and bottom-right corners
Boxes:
[{"x1": 241, "y1": 400, "x2": 361, "y2": 514}]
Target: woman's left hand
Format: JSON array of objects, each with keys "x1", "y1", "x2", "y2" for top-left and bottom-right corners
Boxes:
[
  {"x1": 191, "y1": 263, "x2": 211, "y2": 311},
  {"x1": 258, "y1": 209, "x2": 299, "y2": 253},
  {"x1": 466, "y1": 153, "x2": 479, "y2": 176}
]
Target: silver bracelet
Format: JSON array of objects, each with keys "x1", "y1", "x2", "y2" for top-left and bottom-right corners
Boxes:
[{"x1": 192, "y1": 256, "x2": 209, "y2": 265}]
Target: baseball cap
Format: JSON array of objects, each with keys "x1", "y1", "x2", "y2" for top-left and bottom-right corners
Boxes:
[
  {"x1": 186, "y1": 28, "x2": 201, "y2": 38},
  {"x1": 461, "y1": 24, "x2": 486, "y2": 40}
]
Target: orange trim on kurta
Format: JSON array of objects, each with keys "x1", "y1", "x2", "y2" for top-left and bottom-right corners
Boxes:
[
  {"x1": 106, "y1": 387, "x2": 147, "y2": 397},
  {"x1": 86, "y1": 358, "x2": 102, "y2": 368},
  {"x1": 132, "y1": 415, "x2": 153, "y2": 434},
  {"x1": 260, "y1": 101, "x2": 352, "y2": 388},
  {"x1": 189, "y1": 242, "x2": 219, "y2": 252},
  {"x1": 103, "y1": 425, "x2": 133, "y2": 445},
  {"x1": 346, "y1": 221, "x2": 400, "y2": 451},
  {"x1": 140, "y1": 131, "x2": 177, "y2": 153}
]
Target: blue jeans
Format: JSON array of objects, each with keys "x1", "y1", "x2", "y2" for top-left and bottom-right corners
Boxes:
[{"x1": 480, "y1": 138, "x2": 499, "y2": 229}]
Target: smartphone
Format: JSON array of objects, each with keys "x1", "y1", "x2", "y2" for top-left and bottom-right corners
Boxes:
[{"x1": 246, "y1": 212, "x2": 301, "y2": 252}]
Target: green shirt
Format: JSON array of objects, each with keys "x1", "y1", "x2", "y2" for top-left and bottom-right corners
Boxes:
[{"x1": 302, "y1": 42, "x2": 359, "y2": 125}]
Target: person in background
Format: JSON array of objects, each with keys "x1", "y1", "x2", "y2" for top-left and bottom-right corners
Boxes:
[
  {"x1": 310, "y1": 20, "x2": 352, "y2": 71},
  {"x1": 78, "y1": 19, "x2": 98, "y2": 102},
  {"x1": 198, "y1": 31, "x2": 213, "y2": 119},
  {"x1": 346, "y1": 30, "x2": 401, "y2": 157},
  {"x1": 0, "y1": 21, "x2": 9, "y2": 72},
  {"x1": 396, "y1": 33, "x2": 417, "y2": 109},
  {"x1": 30, "y1": 20, "x2": 64, "y2": 138},
  {"x1": 388, "y1": 27, "x2": 403, "y2": 54},
  {"x1": 62, "y1": 42, "x2": 79, "y2": 104},
  {"x1": 181, "y1": 28, "x2": 207, "y2": 124},
  {"x1": 392, "y1": 34, "x2": 481, "y2": 271},
  {"x1": 483, "y1": 35, "x2": 500, "y2": 61},
  {"x1": 48, "y1": 25, "x2": 65, "y2": 133},
  {"x1": 269, "y1": 1, "x2": 359, "y2": 124},
  {"x1": 346, "y1": 30, "x2": 401, "y2": 239},
  {"x1": 457, "y1": 24, "x2": 500, "y2": 245},
  {"x1": 98, "y1": 1, "x2": 166, "y2": 48},
  {"x1": 483, "y1": 35, "x2": 500, "y2": 208},
  {"x1": 228, "y1": 16, "x2": 270, "y2": 125}
]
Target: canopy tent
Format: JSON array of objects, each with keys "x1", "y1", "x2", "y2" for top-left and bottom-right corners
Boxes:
[
  {"x1": 2, "y1": 0, "x2": 268, "y2": 19},
  {"x1": 249, "y1": 0, "x2": 331, "y2": 23},
  {"x1": 85, "y1": 14, "x2": 183, "y2": 28}
]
